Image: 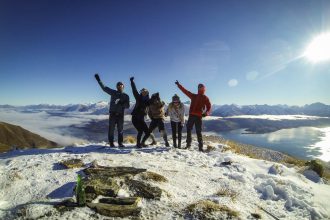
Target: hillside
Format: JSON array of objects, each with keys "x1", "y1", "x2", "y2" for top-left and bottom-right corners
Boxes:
[
  {"x1": 0, "y1": 138, "x2": 329, "y2": 219},
  {"x1": 0, "y1": 122, "x2": 58, "y2": 153}
]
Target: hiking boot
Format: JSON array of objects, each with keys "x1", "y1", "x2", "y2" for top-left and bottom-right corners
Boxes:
[
  {"x1": 109, "y1": 142, "x2": 115, "y2": 147},
  {"x1": 149, "y1": 141, "x2": 157, "y2": 145},
  {"x1": 173, "y1": 142, "x2": 177, "y2": 148},
  {"x1": 141, "y1": 142, "x2": 148, "y2": 147},
  {"x1": 118, "y1": 143, "x2": 125, "y2": 148},
  {"x1": 184, "y1": 144, "x2": 191, "y2": 149},
  {"x1": 165, "y1": 142, "x2": 170, "y2": 147},
  {"x1": 199, "y1": 147, "x2": 204, "y2": 152}
]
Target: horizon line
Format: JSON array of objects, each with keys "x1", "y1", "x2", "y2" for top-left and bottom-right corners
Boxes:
[{"x1": 0, "y1": 101, "x2": 329, "y2": 107}]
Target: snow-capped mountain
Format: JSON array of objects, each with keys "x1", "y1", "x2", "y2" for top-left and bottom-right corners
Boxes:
[
  {"x1": 212, "y1": 103, "x2": 330, "y2": 117},
  {"x1": 1, "y1": 102, "x2": 330, "y2": 117}
]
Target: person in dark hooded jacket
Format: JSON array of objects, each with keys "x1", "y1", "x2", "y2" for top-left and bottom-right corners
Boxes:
[
  {"x1": 95, "y1": 73, "x2": 130, "y2": 147},
  {"x1": 175, "y1": 80, "x2": 211, "y2": 151},
  {"x1": 130, "y1": 77, "x2": 156, "y2": 148}
]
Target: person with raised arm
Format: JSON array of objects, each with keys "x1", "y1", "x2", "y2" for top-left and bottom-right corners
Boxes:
[
  {"x1": 95, "y1": 73, "x2": 130, "y2": 147},
  {"x1": 175, "y1": 80, "x2": 211, "y2": 152},
  {"x1": 130, "y1": 77, "x2": 157, "y2": 148}
]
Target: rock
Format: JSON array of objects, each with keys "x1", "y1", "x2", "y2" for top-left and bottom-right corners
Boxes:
[
  {"x1": 60, "y1": 159, "x2": 84, "y2": 169},
  {"x1": 139, "y1": 171, "x2": 168, "y2": 182},
  {"x1": 54, "y1": 198, "x2": 77, "y2": 213},
  {"x1": 85, "y1": 193, "x2": 97, "y2": 203},
  {"x1": 99, "y1": 197, "x2": 140, "y2": 205},
  {"x1": 87, "y1": 197, "x2": 141, "y2": 217},
  {"x1": 221, "y1": 161, "x2": 232, "y2": 166},
  {"x1": 84, "y1": 166, "x2": 147, "y2": 177},
  {"x1": 268, "y1": 164, "x2": 282, "y2": 175},
  {"x1": 128, "y1": 180, "x2": 162, "y2": 200},
  {"x1": 84, "y1": 176, "x2": 120, "y2": 198}
]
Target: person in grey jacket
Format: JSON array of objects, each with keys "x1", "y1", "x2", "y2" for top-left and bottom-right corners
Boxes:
[
  {"x1": 95, "y1": 73, "x2": 130, "y2": 147},
  {"x1": 166, "y1": 94, "x2": 185, "y2": 148}
]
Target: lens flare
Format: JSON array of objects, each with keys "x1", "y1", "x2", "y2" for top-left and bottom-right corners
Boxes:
[{"x1": 304, "y1": 33, "x2": 330, "y2": 62}]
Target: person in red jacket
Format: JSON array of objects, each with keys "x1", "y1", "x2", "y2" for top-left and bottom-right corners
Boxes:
[{"x1": 175, "y1": 80, "x2": 211, "y2": 151}]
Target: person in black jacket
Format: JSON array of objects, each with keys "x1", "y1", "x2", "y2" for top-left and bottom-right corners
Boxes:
[
  {"x1": 130, "y1": 77, "x2": 157, "y2": 148},
  {"x1": 95, "y1": 73, "x2": 130, "y2": 147}
]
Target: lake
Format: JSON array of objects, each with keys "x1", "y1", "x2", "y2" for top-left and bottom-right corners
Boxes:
[{"x1": 217, "y1": 127, "x2": 330, "y2": 162}]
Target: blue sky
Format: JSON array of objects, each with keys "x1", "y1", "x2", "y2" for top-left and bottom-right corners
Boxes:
[{"x1": 1, "y1": 0, "x2": 330, "y2": 106}]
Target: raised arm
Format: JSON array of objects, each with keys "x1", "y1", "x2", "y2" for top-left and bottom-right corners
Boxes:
[
  {"x1": 175, "y1": 80, "x2": 193, "y2": 99},
  {"x1": 95, "y1": 74, "x2": 116, "y2": 95},
  {"x1": 130, "y1": 77, "x2": 140, "y2": 100}
]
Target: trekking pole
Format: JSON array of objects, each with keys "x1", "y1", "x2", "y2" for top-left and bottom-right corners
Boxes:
[{"x1": 255, "y1": 203, "x2": 280, "y2": 220}]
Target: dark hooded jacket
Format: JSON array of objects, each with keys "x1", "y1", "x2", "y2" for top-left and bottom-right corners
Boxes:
[
  {"x1": 97, "y1": 81, "x2": 130, "y2": 115},
  {"x1": 130, "y1": 80, "x2": 150, "y2": 118}
]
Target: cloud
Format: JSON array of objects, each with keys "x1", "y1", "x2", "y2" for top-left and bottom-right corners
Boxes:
[
  {"x1": 246, "y1": 71, "x2": 259, "y2": 81},
  {"x1": 228, "y1": 79, "x2": 238, "y2": 87},
  {"x1": 0, "y1": 110, "x2": 109, "y2": 146}
]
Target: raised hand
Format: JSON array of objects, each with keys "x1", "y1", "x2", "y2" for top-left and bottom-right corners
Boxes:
[
  {"x1": 130, "y1": 77, "x2": 134, "y2": 81},
  {"x1": 95, "y1": 73, "x2": 101, "y2": 81},
  {"x1": 202, "y1": 113, "x2": 207, "y2": 117},
  {"x1": 175, "y1": 80, "x2": 179, "y2": 85}
]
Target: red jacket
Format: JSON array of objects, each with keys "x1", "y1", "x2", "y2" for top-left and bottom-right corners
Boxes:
[{"x1": 177, "y1": 84, "x2": 211, "y2": 118}]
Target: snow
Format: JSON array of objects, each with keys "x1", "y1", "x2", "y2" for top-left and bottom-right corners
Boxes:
[{"x1": 1, "y1": 139, "x2": 330, "y2": 220}]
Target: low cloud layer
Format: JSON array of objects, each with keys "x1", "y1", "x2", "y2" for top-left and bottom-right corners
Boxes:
[{"x1": 0, "y1": 110, "x2": 108, "y2": 146}]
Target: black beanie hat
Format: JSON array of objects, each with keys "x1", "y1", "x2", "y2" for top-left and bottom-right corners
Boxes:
[
  {"x1": 198, "y1": 83, "x2": 205, "y2": 88},
  {"x1": 172, "y1": 94, "x2": 181, "y2": 102},
  {"x1": 117, "y1": 81, "x2": 124, "y2": 87}
]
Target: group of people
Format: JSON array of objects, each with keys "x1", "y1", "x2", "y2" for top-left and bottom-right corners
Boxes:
[{"x1": 95, "y1": 73, "x2": 211, "y2": 152}]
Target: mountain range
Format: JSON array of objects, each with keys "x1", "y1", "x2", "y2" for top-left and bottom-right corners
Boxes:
[{"x1": 1, "y1": 102, "x2": 330, "y2": 117}]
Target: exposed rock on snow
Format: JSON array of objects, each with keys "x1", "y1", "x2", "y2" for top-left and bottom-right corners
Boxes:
[
  {"x1": 59, "y1": 159, "x2": 84, "y2": 169},
  {"x1": 268, "y1": 164, "x2": 283, "y2": 175},
  {"x1": 128, "y1": 180, "x2": 163, "y2": 200},
  {"x1": 86, "y1": 197, "x2": 141, "y2": 217},
  {"x1": 84, "y1": 176, "x2": 120, "y2": 201}
]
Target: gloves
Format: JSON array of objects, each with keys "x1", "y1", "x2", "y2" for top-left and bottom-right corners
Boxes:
[
  {"x1": 130, "y1": 77, "x2": 134, "y2": 82},
  {"x1": 175, "y1": 80, "x2": 179, "y2": 85},
  {"x1": 95, "y1": 73, "x2": 100, "y2": 81},
  {"x1": 202, "y1": 113, "x2": 207, "y2": 117}
]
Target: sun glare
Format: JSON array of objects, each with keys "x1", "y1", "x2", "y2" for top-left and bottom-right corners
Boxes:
[{"x1": 304, "y1": 33, "x2": 330, "y2": 62}]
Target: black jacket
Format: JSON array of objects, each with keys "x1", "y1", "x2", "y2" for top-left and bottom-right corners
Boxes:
[
  {"x1": 97, "y1": 81, "x2": 130, "y2": 115},
  {"x1": 130, "y1": 80, "x2": 149, "y2": 118}
]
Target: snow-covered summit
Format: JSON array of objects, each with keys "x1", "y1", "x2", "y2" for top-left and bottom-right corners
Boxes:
[{"x1": 0, "y1": 139, "x2": 329, "y2": 219}]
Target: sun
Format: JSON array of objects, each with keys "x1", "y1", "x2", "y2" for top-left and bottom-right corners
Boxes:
[{"x1": 304, "y1": 33, "x2": 330, "y2": 62}]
